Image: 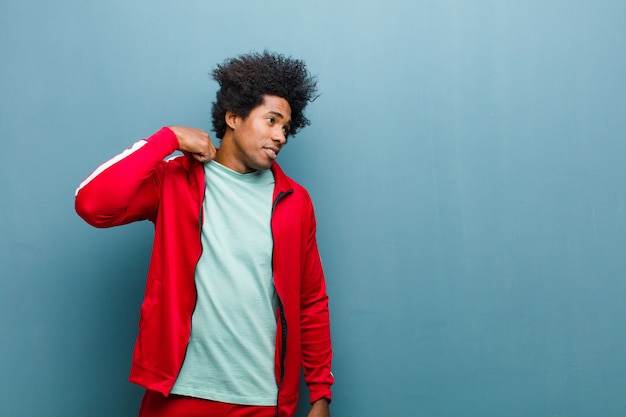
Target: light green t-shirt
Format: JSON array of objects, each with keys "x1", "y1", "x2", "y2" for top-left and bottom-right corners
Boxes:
[{"x1": 170, "y1": 160, "x2": 278, "y2": 405}]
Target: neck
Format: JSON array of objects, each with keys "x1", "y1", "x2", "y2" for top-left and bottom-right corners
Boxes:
[{"x1": 214, "y1": 134, "x2": 254, "y2": 174}]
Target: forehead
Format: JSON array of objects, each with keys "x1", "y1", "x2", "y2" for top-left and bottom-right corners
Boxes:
[{"x1": 258, "y1": 95, "x2": 291, "y2": 118}]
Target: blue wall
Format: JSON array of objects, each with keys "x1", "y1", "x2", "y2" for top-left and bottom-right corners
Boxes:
[{"x1": 2, "y1": 1, "x2": 626, "y2": 416}]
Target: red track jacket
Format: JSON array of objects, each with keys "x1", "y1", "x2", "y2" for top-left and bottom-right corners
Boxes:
[{"x1": 75, "y1": 127, "x2": 333, "y2": 416}]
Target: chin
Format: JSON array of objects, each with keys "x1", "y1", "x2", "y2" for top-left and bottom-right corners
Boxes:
[
  {"x1": 255, "y1": 161, "x2": 274, "y2": 170},
  {"x1": 245, "y1": 163, "x2": 272, "y2": 172}
]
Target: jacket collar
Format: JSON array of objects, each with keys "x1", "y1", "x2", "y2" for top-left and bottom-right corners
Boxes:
[
  {"x1": 189, "y1": 153, "x2": 293, "y2": 200},
  {"x1": 270, "y1": 162, "x2": 294, "y2": 198}
]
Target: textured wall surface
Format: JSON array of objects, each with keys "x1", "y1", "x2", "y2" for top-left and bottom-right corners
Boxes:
[{"x1": 2, "y1": 1, "x2": 625, "y2": 416}]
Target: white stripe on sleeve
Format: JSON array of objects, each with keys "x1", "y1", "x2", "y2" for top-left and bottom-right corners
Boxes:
[{"x1": 75, "y1": 140, "x2": 148, "y2": 196}]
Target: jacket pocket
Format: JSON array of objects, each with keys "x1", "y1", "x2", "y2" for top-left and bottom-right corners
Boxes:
[
  {"x1": 274, "y1": 306, "x2": 286, "y2": 386},
  {"x1": 136, "y1": 279, "x2": 162, "y2": 367}
]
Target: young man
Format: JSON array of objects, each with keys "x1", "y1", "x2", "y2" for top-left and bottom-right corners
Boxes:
[{"x1": 75, "y1": 51, "x2": 333, "y2": 417}]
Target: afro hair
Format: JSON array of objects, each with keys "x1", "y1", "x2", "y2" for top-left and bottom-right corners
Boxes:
[{"x1": 211, "y1": 51, "x2": 318, "y2": 139}]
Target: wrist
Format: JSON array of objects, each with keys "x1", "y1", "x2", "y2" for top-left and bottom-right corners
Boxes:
[
  {"x1": 309, "y1": 398, "x2": 330, "y2": 417},
  {"x1": 312, "y1": 398, "x2": 329, "y2": 408}
]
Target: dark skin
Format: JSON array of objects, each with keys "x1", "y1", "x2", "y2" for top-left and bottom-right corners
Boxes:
[
  {"x1": 307, "y1": 398, "x2": 330, "y2": 417},
  {"x1": 168, "y1": 125, "x2": 215, "y2": 163},
  {"x1": 169, "y1": 96, "x2": 331, "y2": 417},
  {"x1": 172, "y1": 95, "x2": 290, "y2": 173}
]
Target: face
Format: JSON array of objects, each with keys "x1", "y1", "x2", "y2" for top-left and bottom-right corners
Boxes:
[{"x1": 217, "y1": 95, "x2": 292, "y2": 174}]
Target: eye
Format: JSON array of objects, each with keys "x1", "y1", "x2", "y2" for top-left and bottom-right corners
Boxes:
[{"x1": 267, "y1": 117, "x2": 275, "y2": 124}]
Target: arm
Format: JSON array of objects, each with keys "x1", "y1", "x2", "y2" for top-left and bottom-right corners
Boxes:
[
  {"x1": 75, "y1": 126, "x2": 215, "y2": 227},
  {"x1": 300, "y1": 203, "x2": 334, "y2": 412},
  {"x1": 308, "y1": 398, "x2": 330, "y2": 417}
]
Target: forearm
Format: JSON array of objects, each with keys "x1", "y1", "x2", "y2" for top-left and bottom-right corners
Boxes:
[
  {"x1": 301, "y1": 298, "x2": 333, "y2": 403},
  {"x1": 307, "y1": 398, "x2": 330, "y2": 417},
  {"x1": 300, "y1": 227, "x2": 334, "y2": 402}
]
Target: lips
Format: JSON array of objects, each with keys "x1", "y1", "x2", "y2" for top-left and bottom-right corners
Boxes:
[{"x1": 264, "y1": 147, "x2": 279, "y2": 159}]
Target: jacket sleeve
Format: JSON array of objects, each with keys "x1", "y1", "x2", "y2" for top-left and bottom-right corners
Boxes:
[
  {"x1": 75, "y1": 127, "x2": 180, "y2": 228},
  {"x1": 300, "y1": 201, "x2": 334, "y2": 404}
]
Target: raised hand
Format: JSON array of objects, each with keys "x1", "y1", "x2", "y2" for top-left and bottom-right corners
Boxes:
[{"x1": 169, "y1": 126, "x2": 216, "y2": 163}]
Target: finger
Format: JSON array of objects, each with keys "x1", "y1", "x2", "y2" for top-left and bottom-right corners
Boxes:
[
  {"x1": 192, "y1": 150, "x2": 216, "y2": 164},
  {"x1": 192, "y1": 153, "x2": 209, "y2": 163}
]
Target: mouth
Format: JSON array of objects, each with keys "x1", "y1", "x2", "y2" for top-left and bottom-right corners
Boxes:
[{"x1": 263, "y1": 147, "x2": 279, "y2": 159}]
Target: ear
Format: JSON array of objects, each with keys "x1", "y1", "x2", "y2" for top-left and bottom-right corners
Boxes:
[{"x1": 225, "y1": 111, "x2": 239, "y2": 130}]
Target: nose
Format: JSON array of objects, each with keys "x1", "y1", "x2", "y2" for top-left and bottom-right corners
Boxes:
[{"x1": 272, "y1": 127, "x2": 287, "y2": 145}]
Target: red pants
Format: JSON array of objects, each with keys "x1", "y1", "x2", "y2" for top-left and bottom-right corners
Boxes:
[{"x1": 138, "y1": 390, "x2": 277, "y2": 417}]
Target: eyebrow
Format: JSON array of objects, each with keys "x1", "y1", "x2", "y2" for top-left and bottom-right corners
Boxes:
[
  {"x1": 268, "y1": 111, "x2": 286, "y2": 119},
  {"x1": 268, "y1": 111, "x2": 291, "y2": 126}
]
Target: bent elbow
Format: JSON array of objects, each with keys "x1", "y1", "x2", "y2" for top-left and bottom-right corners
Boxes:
[{"x1": 74, "y1": 192, "x2": 116, "y2": 228}]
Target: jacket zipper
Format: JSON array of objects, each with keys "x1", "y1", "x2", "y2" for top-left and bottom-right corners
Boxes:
[{"x1": 272, "y1": 189, "x2": 292, "y2": 417}]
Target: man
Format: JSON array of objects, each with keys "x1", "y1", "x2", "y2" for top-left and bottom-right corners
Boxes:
[{"x1": 75, "y1": 51, "x2": 333, "y2": 417}]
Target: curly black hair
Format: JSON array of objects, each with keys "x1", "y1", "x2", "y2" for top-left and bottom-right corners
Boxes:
[{"x1": 211, "y1": 51, "x2": 318, "y2": 139}]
